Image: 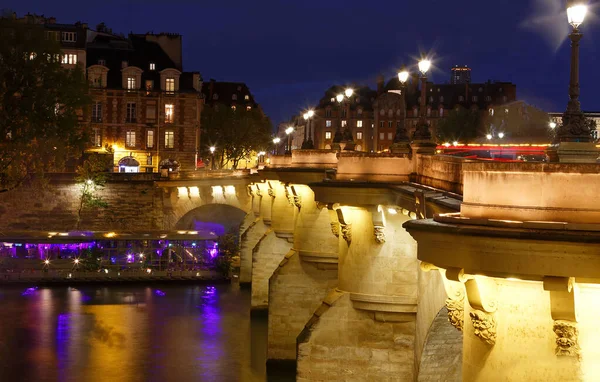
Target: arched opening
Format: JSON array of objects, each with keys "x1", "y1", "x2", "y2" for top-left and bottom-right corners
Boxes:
[
  {"x1": 175, "y1": 204, "x2": 247, "y2": 237},
  {"x1": 418, "y1": 306, "x2": 462, "y2": 381},
  {"x1": 118, "y1": 156, "x2": 140, "y2": 173}
]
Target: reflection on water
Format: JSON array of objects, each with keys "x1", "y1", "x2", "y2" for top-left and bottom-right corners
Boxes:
[{"x1": 0, "y1": 284, "x2": 292, "y2": 382}]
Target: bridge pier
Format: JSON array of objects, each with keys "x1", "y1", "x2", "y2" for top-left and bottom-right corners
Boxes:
[
  {"x1": 267, "y1": 185, "x2": 338, "y2": 366},
  {"x1": 250, "y1": 181, "x2": 295, "y2": 311},
  {"x1": 297, "y1": 205, "x2": 420, "y2": 381}
]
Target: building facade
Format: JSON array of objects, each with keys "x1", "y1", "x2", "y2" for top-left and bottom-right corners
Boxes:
[{"x1": 85, "y1": 29, "x2": 203, "y2": 172}]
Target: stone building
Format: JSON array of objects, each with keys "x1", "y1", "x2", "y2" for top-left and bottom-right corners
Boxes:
[
  {"x1": 85, "y1": 28, "x2": 203, "y2": 172},
  {"x1": 201, "y1": 79, "x2": 259, "y2": 111},
  {"x1": 307, "y1": 68, "x2": 517, "y2": 152}
]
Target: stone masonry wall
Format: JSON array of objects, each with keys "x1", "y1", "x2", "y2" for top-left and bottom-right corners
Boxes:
[
  {"x1": 297, "y1": 292, "x2": 415, "y2": 381},
  {"x1": 239, "y1": 215, "x2": 267, "y2": 286},
  {"x1": 0, "y1": 176, "x2": 161, "y2": 231},
  {"x1": 268, "y1": 250, "x2": 337, "y2": 362}
]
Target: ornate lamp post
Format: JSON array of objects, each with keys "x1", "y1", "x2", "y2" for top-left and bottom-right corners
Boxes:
[
  {"x1": 209, "y1": 146, "x2": 216, "y2": 170},
  {"x1": 332, "y1": 89, "x2": 355, "y2": 151},
  {"x1": 301, "y1": 109, "x2": 315, "y2": 149},
  {"x1": 410, "y1": 58, "x2": 437, "y2": 155},
  {"x1": 273, "y1": 137, "x2": 281, "y2": 155},
  {"x1": 390, "y1": 66, "x2": 411, "y2": 154},
  {"x1": 548, "y1": 1, "x2": 598, "y2": 162},
  {"x1": 285, "y1": 126, "x2": 294, "y2": 155}
]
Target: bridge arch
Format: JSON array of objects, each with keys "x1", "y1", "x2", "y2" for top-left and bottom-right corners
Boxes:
[{"x1": 175, "y1": 204, "x2": 248, "y2": 237}]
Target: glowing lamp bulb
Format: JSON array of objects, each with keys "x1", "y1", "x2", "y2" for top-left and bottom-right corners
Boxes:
[
  {"x1": 387, "y1": 208, "x2": 398, "y2": 215},
  {"x1": 303, "y1": 113, "x2": 309, "y2": 120},
  {"x1": 344, "y1": 88, "x2": 354, "y2": 98},
  {"x1": 74, "y1": 259, "x2": 79, "y2": 264},
  {"x1": 567, "y1": 3, "x2": 587, "y2": 28},
  {"x1": 336, "y1": 94, "x2": 344, "y2": 103},
  {"x1": 44, "y1": 260, "x2": 50, "y2": 265},
  {"x1": 486, "y1": 134, "x2": 492, "y2": 140},
  {"x1": 549, "y1": 122, "x2": 557, "y2": 129},
  {"x1": 86, "y1": 179, "x2": 93, "y2": 185},
  {"x1": 285, "y1": 127, "x2": 294, "y2": 135},
  {"x1": 452, "y1": 141, "x2": 458, "y2": 146},
  {"x1": 418, "y1": 59, "x2": 431, "y2": 75},
  {"x1": 307, "y1": 109, "x2": 315, "y2": 118},
  {"x1": 498, "y1": 132, "x2": 505, "y2": 139},
  {"x1": 209, "y1": 146, "x2": 215, "y2": 154},
  {"x1": 398, "y1": 70, "x2": 409, "y2": 84}
]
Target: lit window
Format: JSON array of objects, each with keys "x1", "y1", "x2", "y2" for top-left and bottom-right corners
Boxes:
[
  {"x1": 61, "y1": 31, "x2": 76, "y2": 42},
  {"x1": 326, "y1": 120, "x2": 332, "y2": 127},
  {"x1": 379, "y1": 132, "x2": 384, "y2": 140},
  {"x1": 357, "y1": 132, "x2": 363, "y2": 140},
  {"x1": 92, "y1": 102, "x2": 102, "y2": 122},
  {"x1": 231, "y1": 106, "x2": 237, "y2": 111},
  {"x1": 166, "y1": 78, "x2": 175, "y2": 92},
  {"x1": 165, "y1": 104, "x2": 174, "y2": 123},
  {"x1": 388, "y1": 121, "x2": 393, "y2": 128},
  {"x1": 146, "y1": 80, "x2": 154, "y2": 92},
  {"x1": 165, "y1": 131, "x2": 174, "y2": 148},
  {"x1": 485, "y1": 96, "x2": 492, "y2": 102},
  {"x1": 246, "y1": 106, "x2": 251, "y2": 111},
  {"x1": 147, "y1": 155, "x2": 153, "y2": 165},
  {"x1": 325, "y1": 131, "x2": 332, "y2": 139},
  {"x1": 388, "y1": 132, "x2": 393, "y2": 140},
  {"x1": 245, "y1": 95, "x2": 250, "y2": 100},
  {"x1": 126, "y1": 130, "x2": 136, "y2": 147},
  {"x1": 126, "y1": 102, "x2": 137, "y2": 123},
  {"x1": 147, "y1": 130, "x2": 154, "y2": 148},
  {"x1": 341, "y1": 120, "x2": 347, "y2": 127},
  {"x1": 93, "y1": 129, "x2": 101, "y2": 147},
  {"x1": 61, "y1": 54, "x2": 77, "y2": 65},
  {"x1": 149, "y1": 62, "x2": 155, "y2": 70},
  {"x1": 232, "y1": 94, "x2": 237, "y2": 100},
  {"x1": 127, "y1": 77, "x2": 136, "y2": 90},
  {"x1": 357, "y1": 120, "x2": 363, "y2": 128},
  {"x1": 330, "y1": 97, "x2": 335, "y2": 102},
  {"x1": 489, "y1": 108, "x2": 494, "y2": 116}
]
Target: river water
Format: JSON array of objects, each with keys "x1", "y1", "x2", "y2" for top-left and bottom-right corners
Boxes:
[{"x1": 0, "y1": 283, "x2": 294, "y2": 382}]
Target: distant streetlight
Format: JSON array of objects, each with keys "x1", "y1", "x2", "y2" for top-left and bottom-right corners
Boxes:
[
  {"x1": 453, "y1": 141, "x2": 459, "y2": 146},
  {"x1": 273, "y1": 137, "x2": 281, "y2": 155},
  {"x1": 418, "y1": 59, "x2": 431, "y2": 75},
  {"x1": 413, "y1": 58, "x2": 433, "y2": 141},
  {"x1": 285, "y1": 127, "x2": 294, "y2": 154},
  {"x1": 549, "y1": 122, "x2": 557, "y2": 129},
  {"x1": 209, "y1": 146, "x2": 216, "y2": 170},
  {"x1": 498, "y1": 132, "x2": 505, "y2": 139},
  {"x1": 344, "y1": 88, "x2": 354, "y2": 98},
  {"x1": 398, "y1": 67, "x2": 409, "y2": 84},
  {"x1": 486, "y1": 134, "x2": 493, "y2": 140},
  {"x1": 307, "y1": 110, "x2": 315, "y2": 118},
  {"x1": 336, "y1": 94, "x2": 344, "y2": 103},
  {"x1": 86, "y1": 179, "x2": 93, "y2": 185},
  {"x1": 390, "y1": 65, "x2": 411, "y2": 153},
  {"x1": 302, "y1": 109, "x2": 316, "y2": 149}
]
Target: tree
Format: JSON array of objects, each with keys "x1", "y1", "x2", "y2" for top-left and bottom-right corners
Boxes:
[
  {"x1": 74, "y1": 153, "x2": 112, "y2": 229},
  {"x1": 436, "y1": 106, "x2": 481, "y2": 143},
  {"x1": 0, "y1": 18, "x2": 90, "y2": 192},
  {"x1": 201, "y1": 106, "x2": 272, "y2": 169}
]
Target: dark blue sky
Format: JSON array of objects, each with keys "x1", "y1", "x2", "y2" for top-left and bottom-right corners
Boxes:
[{"x1": 6, "y1": 0, "x2": 600, "y2": 124}]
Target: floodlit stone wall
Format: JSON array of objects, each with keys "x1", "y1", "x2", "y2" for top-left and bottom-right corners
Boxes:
[{"x1": 413, "y1": 154, "x2": 465, "y2": 194}]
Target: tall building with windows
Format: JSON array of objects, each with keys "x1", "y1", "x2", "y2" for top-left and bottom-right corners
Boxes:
[
  {"x1": 450, "y1": 65, "x2": 472, "y2": 84},
  {"x1": 85, "y1": 27, "x2": 203, "y2": 172}
]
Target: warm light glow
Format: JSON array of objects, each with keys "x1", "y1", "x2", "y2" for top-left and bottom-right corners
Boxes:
[
  {"x1": 486, "y1": 134, "x2": 492, "y2": 140},
  {"x1": 146, "y1": 268, "x2": 152, "y2": 274},
  {"x1": 189, "y1": 186, "x2": 200, "y2": 197},
  {"x1": 187, "y1": 231, "x2": 198, "y2": 235},
  {"x1": 307, "y1": 109, "x2": 315, "y2": 118},
  {"x1": 398, "y1": 69, "x2": 409, "y2": 84},
  {"x1": 344, "y1": 88, "x2": 354, "y2": 98},
  {"x1": 453, "y1": 141, "x2": 458, "y2": 146},
  {"x1": 225, "y1": 185, "x2": 236, "y2": 195},
  {"x1": 258, "y1": 151, "x2": 266, "y2": 156},
  {"x1": 567, "y1": 3, "x2": 587, "y2": 28},
  {"x1": 177, "y1": 230, "x2": 187, "y2": 234},
  {"x1": 498, "y1": 132, "x2": 505, "y2": 139},
  {"x1": 104, "y1": 232, "x2": 116, "y2": 238},
  {"x1": 44, "y1": 259, "x2": 50, "y2": 265},
  {"x1": 273, "y1": 137, "x2": 281, "y2": 144},
  {"x1": 387, "y1": 208, "x2": 398, "y2": 215},
  {"x1": 74, "y1": 259, "x2": 79, "y2": 264},
  {"x1": 59, "y1": 232, "x2": 69, "y2": 236},
  {"x1": 336, "y1": 94, "x2": 344, "y2": 103},
  {"x1": 209, "y1": 146, "x2": 216, "y2": 153},
  {"x1": 418, "y1": 59, "x2": 431, "y2": 75},
  {"x1": 139, "y1": 253, "x2": 144, "y2": 258},
  {"x1": 86, "y1": 179, "x2": 93, "y2": 185},
  {"x1": 443, "y1": 142, "x2": 451, "y2": 147},
  {"x1": 549, "y1": 122, "x2": 557, "y2": 129},
  {"x1": 285, "y1": 127, "x2": 294, "y2": 135},
  {"x1": 303, "y1": 113, "x2": 308, "y2": 120},
  {"x1": 48, "y1": 232, "x2": 58, "y2": 236}
]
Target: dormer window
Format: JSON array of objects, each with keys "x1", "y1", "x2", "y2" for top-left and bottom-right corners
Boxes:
[
  {"x1": 245, "y1": 95, "x2": 250, "y2": 100},
  {"x1": 232, "y1": 94, "x2": 237, "y2": 101},
  {"x1": 122, "y1": 61, "x2": 128, "y2": 69},
  {"x1": 213, "y1": 94, "x2": 218, "y2": 100},
  {"x1": 149, "y1": 62, "x2": 155, "y2": 71},
  {"x1": 165, "y1": 78, "x2": 175, "y2": 92},
  {"x1": 246, "y1": 106, "x2": 251, "y2": 111},
  {"x1": 98, "y1": 59, "x2": 106, "y2": 66},
  {"x1": 127, "y1": 77, "x2": 136, "y2": 90},
  {"x1": 232, "y1": 106, "x2": 237, "y2": 111}
]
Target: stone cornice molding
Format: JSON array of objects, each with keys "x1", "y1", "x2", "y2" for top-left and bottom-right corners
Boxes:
[{"x1": 350, "y1": 293, "x2": 417, "y2": 322}]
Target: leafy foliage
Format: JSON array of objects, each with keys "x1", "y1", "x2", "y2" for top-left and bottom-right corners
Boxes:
[
  {"x1": 0, "y1": 18, "x2": 90, "y2": 192},
  {"x1": 201, "y1": 106, "x2": 272, "y2": 169},
  {"x1": 213, "y1": 230, "x2": 239, "y2": 277},
  {"x1": 75, "y1": 153, "x2": 112, "y2": 228},
  {"x1": 436, "y1": 106, "x2": 481, "y2": 143}
]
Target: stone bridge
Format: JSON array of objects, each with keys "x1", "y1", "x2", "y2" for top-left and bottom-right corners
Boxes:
[{"x1": 3, "y1": 149, "x2": 594, "y2": 380}]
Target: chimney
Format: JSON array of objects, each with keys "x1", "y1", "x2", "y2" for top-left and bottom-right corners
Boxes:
[{"x1": 376, "y1": 74, "x2": 385, "y2": 94}]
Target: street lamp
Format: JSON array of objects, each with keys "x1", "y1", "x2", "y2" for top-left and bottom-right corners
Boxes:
[
  {"x1": 486, "y1": 134, "x2": 493, "y2": 140},
  {"x1": 549, "y1": 122, "x2": 557, "y2": 129},
  {"x1": 413, "y1": 58, "x2": 433, "y2": 141},
  {"x1": 549, "y1": 0, "x2": 595, "y2": 161},
  {"x1": 390, "y1": 65, "x2": 411, "y2": 154},
  {"x1": 209, "y1": 146, "x2": 216, "y2": 170},
  {"x1": 302, "y1": 109, "x2": 316, "y2": 149},
  {"x1": 272, "y1": 137, "x2": 281, "y2": 155},
  {"x1": 498, "y1": 132, "x2": 505, "y2": 139},
  {"x1": 344, "y1": 88, "x2": 354, "y2": 98},
  {"x1": 285, "y1": 126, "x2": 294, "y2": 154},
  {"x1": 336, "y1": 94, "x2": 344, "y2": 103}
]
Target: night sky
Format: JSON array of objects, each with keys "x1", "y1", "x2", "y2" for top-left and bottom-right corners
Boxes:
[{"x1": 5, "y1": 0, "x2": 600, "y2": 125}]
